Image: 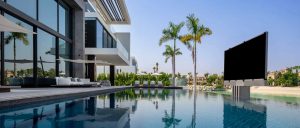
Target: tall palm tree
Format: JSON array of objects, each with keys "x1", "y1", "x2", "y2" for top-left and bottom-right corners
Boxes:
[
  {"x1": 181, "y1": 14, "x2": 212, "y2": 89},
  {"x1": 159, "y1": 22, "x2": 185, "y2": 87},
  {"x1": 163, "y1": 45, "x2": 182, "y2": 66},
  {"x1": 5, "y1": 23, "x2": 29, "y2": 77},
  {"x1": 156, "y1": 62, "x2": 159, "y2": 73}
]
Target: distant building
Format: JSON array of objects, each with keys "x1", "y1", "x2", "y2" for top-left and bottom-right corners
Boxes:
[
  {"x1": 187, "y1": 75, "x2": 206, "y2": 85},
  {"x1": 267, "y1": 72, "x2": 277, "y2": 79}
]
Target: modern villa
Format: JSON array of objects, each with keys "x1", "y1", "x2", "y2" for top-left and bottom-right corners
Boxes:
[
  {"x1": 0, "y1": 0, "x2": 132, "y2": 87},
  {"x1": 0, "y1": 0, "x2": 299, "y2": 128}
]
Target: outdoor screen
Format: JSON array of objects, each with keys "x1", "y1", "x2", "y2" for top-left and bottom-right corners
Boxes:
[{"x1": 224, "y1": 32, "x2": 268, "y2": 80}]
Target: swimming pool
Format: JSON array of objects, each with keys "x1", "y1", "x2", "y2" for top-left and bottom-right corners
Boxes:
[{"x1": 0, "y1": 89, "x2": 299, "y2": 128}]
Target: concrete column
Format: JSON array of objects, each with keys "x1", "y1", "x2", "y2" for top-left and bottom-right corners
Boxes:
[
  {"x1": 87, "y1": 97, "x2": 96, "y2": 115},
  {"x1": 87, "y1": 55, "x2": 96, "y2": 82},
  {"x1": 33, "y1": 108, "x2": 38, "y2": 128},
  {"x1": 110, "y1": 65, "x2": 115, "y2": 86},
  {"x1": 72, "y1": 8, "x2": 85, "y2": 78},
  {"x1": 109, "y1": 93, "x2": 115, "y2": 108}
]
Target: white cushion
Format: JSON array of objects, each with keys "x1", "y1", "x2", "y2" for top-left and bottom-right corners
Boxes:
[
  {"x1": 224, "y1": 81, "x2": 230, "y2": 86},
  {"x1": 236, "y1": 80, "x2": 244, "y2": 86},
  {"x1": 244, "y1": 79, "x2": 254, "y2": 86},
  {"x1": 253, "y1": 79, "x2": 265, "y2": 86},
  {"x1": 229, "y1": 80, "x2": 236, "y2": 86},
  {"x1": 143, "y1": 81, "x2": 148, "y2": 85}
]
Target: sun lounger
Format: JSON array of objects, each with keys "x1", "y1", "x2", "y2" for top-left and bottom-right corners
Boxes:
[
  {"x1": 134, "y1": 89, "x2": 140, "y2": 94},
  {"x1": 157, "y1": 89, "x2": 163, "y2": 94},
  {"x1": 134, "y1": 81, "x2": 140, "y2": 87},
  {"x1": 150, "y1": 81, "x2": 156, "y2": 87},
  {"x1": 101, "y1": 80, "x2": 111, "y2": 86},
  {"x1": 157, "y1": 81, "x2": 163, "y2": 87},
  {"x1": 150, "y1": 89, "x2": 155, "y2": 95},
  {"x1": 143, "y1": 81, "x2": 149, "y2": 87}
]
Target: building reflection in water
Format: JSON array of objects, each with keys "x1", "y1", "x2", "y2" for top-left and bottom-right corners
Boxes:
[
  {"x1": 0, "y1": 95, "x2": 130, "y2": 128},
  {"x1": 223, "y1": 97, "x2": 267, "y2": 128}
]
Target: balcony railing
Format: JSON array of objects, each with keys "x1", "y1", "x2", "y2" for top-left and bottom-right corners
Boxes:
[{"x1": 116, "y1": 40, "x2": 129, "y2": 60}]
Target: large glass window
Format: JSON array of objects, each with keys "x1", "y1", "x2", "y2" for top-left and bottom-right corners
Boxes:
[
  {"x1": 37, "y1": 29, "x2": 56, "y2": 78},
  {"x1": 59, "y1": 3, "x2": 70, "y2": 37},
  {"x1": 59, "y1": 39, "x2": 71, "y2": 77},
  {"x1": 7, "y1": 0, "x2": 37, "y2": 19},
  {"x1": 4, "y1": 14, "x2": 33, "y2": 85},
  {"x1": 108, "y1": 34, "x2": 112, "y2": 48},
  {"x1": 39, "y1": 0, "x2": 57, "y2": 31},
  {"x1": 103, "y1": 30, "x2": 108, "y2": 48},
  {"x1": 96, "y1": 21, "x2": 103, "y2": 48},
  {"x1": 113, "y1": 39, "x2": 117, "y2": 48}
]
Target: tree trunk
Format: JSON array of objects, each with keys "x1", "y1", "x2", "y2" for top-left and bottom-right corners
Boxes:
[
  {"x1": 172, "y1": 56, "x2": 175, "y2": 87},
  {"x1": 193, "y1": 40, "x2": 197, "y2": 90},
  {"x1": 173, "y1": 39, "x2": 176, "y2": 87},
  {"x1": 172, "y1": 89, "x2": 175, "y2": 128},
  {"x1": 13, "y1": 38, "x2": 16, "y2": 77}
]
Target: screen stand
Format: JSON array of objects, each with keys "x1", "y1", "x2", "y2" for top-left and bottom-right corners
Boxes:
[{"x1": 232, "y1": 85, "x2": 250, "y2": 101}]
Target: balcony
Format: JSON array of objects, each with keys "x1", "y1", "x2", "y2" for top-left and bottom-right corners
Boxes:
[{"x1": 85, "y1": 40, "x2": 129, "y2": 66}]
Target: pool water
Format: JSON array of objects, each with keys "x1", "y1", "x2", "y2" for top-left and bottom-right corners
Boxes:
[{"x1": 0, "y1": 89, "x2": 300, "y2": 128}]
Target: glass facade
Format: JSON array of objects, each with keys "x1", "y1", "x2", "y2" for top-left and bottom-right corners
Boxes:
[
  {"x1": 7, "y1": 0, "x2": 37, "y2": 19},
  {"x1": 1, "y1": 0, "x2": 73, "y2": 86},
  {"x1": 4, "y1": 14, "x2": 33, "y2": 85},
  {"x1": 96, "y1": 21, "x2": 103, "y2": 48},
  {"x1": 37, "y1": 29, "x2": 56, "y2": 78},
  {"x1": 59, "y1": 2, "x2": 70, "y2": 37},
  {"x1": 59, "y1": 39, "x2": 71, "y2": 77},
  {"x1": 39, "y1": 0, "x2": 58, "y2": 31},
  {"x1": 107, "y1": 34, "x2": 112, "y2": 48},
  {"x1": 103, "y1": 29, "x2": 108, "y2": 48},
  {"x1": 85, "y1": 19, "x2": 117, "y2": 48}
]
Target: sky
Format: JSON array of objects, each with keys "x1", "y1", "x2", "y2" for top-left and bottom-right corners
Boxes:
[{"x1": 114, "y1": 0, "x2": 300, "y2": 75}]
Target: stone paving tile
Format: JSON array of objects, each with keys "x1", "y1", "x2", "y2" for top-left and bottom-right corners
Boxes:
[{"x1": 0, "y1": 86, "x2": 131, "y2": 103}]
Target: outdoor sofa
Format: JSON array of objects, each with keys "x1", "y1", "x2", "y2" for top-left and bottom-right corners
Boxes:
[{"x1": 54, "y1": 77, "x2": 101, "y2": 87}]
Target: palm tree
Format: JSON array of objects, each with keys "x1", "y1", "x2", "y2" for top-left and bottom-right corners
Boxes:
[
  {"x1": 159, "y1": 22, "x2": 185, "y2": 87},
  {"x1": 162, "y1": 110, "x2": 181, "y2": 128},
  {"x1": 156, "y1": 62, "x2": 159, "y2": 73},
  {"x1": 5, "y1": 23, "x2": 29, "y2": 77},
  {"x1": 163, "y1": 45, "x2": 182, "y2": 66},
  {"x1": 181, "y1": 14, "x2": 212, "y2": 89}
]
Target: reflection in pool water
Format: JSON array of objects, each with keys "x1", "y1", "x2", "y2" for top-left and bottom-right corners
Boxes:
[{"x1": 0, "y1": 89, "x2": 299, "y2": 128}]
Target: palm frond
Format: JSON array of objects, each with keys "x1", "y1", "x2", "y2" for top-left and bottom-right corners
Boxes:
[
  {"x1": 165, "y1": 56, "x2": 171, "y2": 63},
  {"x1": 159, "y1": 34, "x2": 172, "y2": 46},
  {"x1": 4, "y1": 35, "x2": 13, "y2": 44},
  {"x1": 160, "y1": 22, "x2": 185, "y2": 46},
  {"x1": 175, "y1": 48, "x2": 182, "y2": 55},
  {"x1": 186, "y1": 14, "x2": 199, "y2": 34},
  {"x1": 19, "y1": 35, "x2": 29, "y2": 45},
  {"x1": 180, "y1": 34, "x2": 193, "y2": 43},
  {"x1": 4, "y1": 23, "x2": 30, "y2": 46}
]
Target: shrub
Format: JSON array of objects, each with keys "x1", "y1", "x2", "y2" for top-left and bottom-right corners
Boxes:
[{"x1": 97, "y1": 72, "x2": 172, "y2": 86}]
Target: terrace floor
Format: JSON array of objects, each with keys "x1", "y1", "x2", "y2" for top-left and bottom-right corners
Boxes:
[{"x1": 0, "y1": 86, "x2": 132, "y2": 108}]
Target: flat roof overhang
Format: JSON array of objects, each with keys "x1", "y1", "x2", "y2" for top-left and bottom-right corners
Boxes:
[
  {"x1": 85, "y1": 48, "x2": 130, "y2": 66},
  {"x1": 89, "y1": 0, "x2": 130, "y2": 25}
]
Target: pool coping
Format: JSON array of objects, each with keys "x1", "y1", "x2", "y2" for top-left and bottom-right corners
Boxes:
[
  {"x1": 133, "y1": 86, "x2": 183, "y2": 89},
  {"x1": 0, "y1": 86, "x2": 132, "y2": 109}
]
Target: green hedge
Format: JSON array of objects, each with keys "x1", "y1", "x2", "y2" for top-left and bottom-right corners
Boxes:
[{"x1": 97, "y1": 72, "x2": 172, "y2": 86}]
